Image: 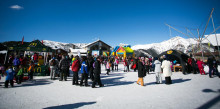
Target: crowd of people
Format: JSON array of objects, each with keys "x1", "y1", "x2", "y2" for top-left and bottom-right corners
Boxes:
[
  {"x1": 136, "y1": 55, "x2": 220, "y2": 86},
  {"x1": 0, "y1": 52, "x2": 219, "y2": 88},
  {"x1": 187, "y1": 56, "x2": 220, "y2": 78}
]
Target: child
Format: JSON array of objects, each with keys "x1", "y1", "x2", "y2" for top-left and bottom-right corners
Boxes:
[
  {"x1": 106, "y1": 60, "x2": 111, "y2": 75},
  {"x1": 28, "y1": 62, "x2": 35, "y2": 80},
  {"x1": 197, "y1": 58, "x2": 206, "y2": 75},
  {"x1": 16, "y1": 65, "x2": 24, "y2": 84},
  {"x1": 5, "y1": 66, "x2": 16, "y2": 88}
]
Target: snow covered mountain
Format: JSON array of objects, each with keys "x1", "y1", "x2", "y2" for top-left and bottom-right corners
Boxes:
[
  {"x1": 131, "y1": 36, "x2": 198, "y2": 54},
  {"x1": 43, "y1": 34, "x2": 219, "y2": 55},
  {"x1": 43, "y1": 40, "x2": 87, "y2": 51}
]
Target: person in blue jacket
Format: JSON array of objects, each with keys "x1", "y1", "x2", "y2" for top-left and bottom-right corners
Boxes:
[
  {"x1": 5, "y1": 66, "x2": 16, "y2": 88},
  {"x1": 80, "y1": 57, "x2": 89, "y2": 86},
  {"x1": 13, "y1": 56, "x2": 20, "y2": 76}
]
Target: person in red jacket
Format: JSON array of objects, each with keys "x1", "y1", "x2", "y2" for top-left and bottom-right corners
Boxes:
[
  {"x1": 71, "y1": 56, "x2": 80, "y2": 85},
  {"x1": 197, "y1": 58, "x2": 206, "y2": 75},
  {"x1": 33, "y1": 53, "x2": 38, "y2": 63}
]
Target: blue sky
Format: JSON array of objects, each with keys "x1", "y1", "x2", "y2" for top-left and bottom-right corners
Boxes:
[{"x1": 0, "y1": 0, "x2": 220, "y2": 47}]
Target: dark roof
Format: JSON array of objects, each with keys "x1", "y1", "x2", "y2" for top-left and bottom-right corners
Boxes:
[
  {"x1": 157, "y1": 49, "x2": 189, "y2": 63},
  {"x1": 2, "y1": 40, "x2": 54, "y2": 52},
  {"x1": 84, "y1": 40, "x2": 111, "y2": 48}
]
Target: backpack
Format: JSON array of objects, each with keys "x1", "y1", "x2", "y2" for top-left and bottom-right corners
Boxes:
[{"x1": 50, "y1": 59, "x2": 56, "y2": 66}]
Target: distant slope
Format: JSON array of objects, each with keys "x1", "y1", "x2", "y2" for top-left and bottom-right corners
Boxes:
[{"x1": 43, "y1": 40, "x2": 87, "y2": 51}]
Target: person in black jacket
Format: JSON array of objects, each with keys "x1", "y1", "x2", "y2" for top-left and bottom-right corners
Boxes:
[
  {"x1": 207, "y1": 56, "x2": 220, "y2": 78},
  {"x1": 137, "y1": 57, "x2": 145, "y2": 86},
  {"x1": 87, "y1": 55, "x2": 95, "y2": 81},
  {"x1": 92, "y1": 57, "x2": 104, "y2": 88},
  {"x1": 59, "y1": 55, "x2": 70, "y2": 81}
]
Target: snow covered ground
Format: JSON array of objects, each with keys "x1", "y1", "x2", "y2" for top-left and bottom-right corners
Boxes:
[{"x1": 0, "y1": 64, "x2": 220, "y2": 109}]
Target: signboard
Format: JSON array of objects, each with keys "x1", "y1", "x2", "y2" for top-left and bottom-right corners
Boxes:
[
  {"x1": 167, "y1": 50, "x2": 173, "y2": 54},
  {"x1": 27, "y1": 47, "x2": 31, "y2": 50},
  {"x1": 92, "y1": 50, "x2": 99, "y2": 56},
  {"x1": 29, "y1": 43, "x2": 37, "y2": 47},
  {"x1": 42, "y1": 48, "x2": 47, "y2": 52},
  {"x1": 9, "y1": 47, "x2": 14, "y2": 50}
]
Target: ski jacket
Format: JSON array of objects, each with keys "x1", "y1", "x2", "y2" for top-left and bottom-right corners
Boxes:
[
  {"x1": 188, "y1": 58, "x2": 192, "y2": 66},
  {"x1": 106, "y1": 62, "x2": 111, "y2": 69},
  {"x1": 114, "y1": 59, "x2": 119, "y2": 65},
  {"x1": 161, "y1": 60, "x2": 172, "y2": 77},
  {"x1": 17, "y1": 68, "x2": 24, "y2": 76},
  {"x1": 154, "y1": 60, "x2": 161, "y2": 73},
  {"x1": 123, "y1": 59, "x2": 127, "y2": 66},
  {"x1": 81, "y1": 61, "x2": 88, "y2": 74},
  {"x1": 94, "y1": 60, "x2": 101, "y2": 75},
  {"x1": 49, "y1": 59, "x2": 59, "y2": 68},
  {"x1": 5, "y1": 69, "x2": 15, "y2": 81},
  {"x1": 13, "y1": 58, "x2": 20, "y2": 66},
  {"x1": 59, "y1": 58, "x2": 70, "y2": 70},
  {"x1": 138, "y1": 61, "x2": 145, "y2": 77},
  {"x1": 71, "y1": 59, "x2": 80, "y2": 72},
  {"x1": 197, "y1": 60, "x2": 205, "y2": 68}
]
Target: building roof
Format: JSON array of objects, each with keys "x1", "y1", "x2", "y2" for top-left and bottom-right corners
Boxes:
[{"x1": 83, "y1": 40, "x2": 111, "y2": 48}]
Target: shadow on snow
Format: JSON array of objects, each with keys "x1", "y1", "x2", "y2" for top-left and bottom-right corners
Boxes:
[
  {"x1": 14, "y1": 78, "x2": 53, "y2": 88},
  {"x1": 101, "y1": 76, "x2": 135, "y2": 87},
  {"x1": 43, "y1": 101, "x2": 96, "y2": 109},
  {"x1": 197, "y1": 89, "x2": 220, "y2": 109},
  {"x1": 146, "y1": 78, "x2": 191, "y2": 86}
]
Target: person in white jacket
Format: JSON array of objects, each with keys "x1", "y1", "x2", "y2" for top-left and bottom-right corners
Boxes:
[
  {"x1": 161, "y1": 56, "x2": 172, "y2": 84},
  {"x1": 154, "y1": 57, "x2": 162, "y2": 84}
]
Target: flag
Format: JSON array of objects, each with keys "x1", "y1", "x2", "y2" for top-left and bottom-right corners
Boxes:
[
  {"x1": 22, "y1": 36, "x2": 24, "y2": 45},
  {"x1": 42, "y1": 40, "x2": 43, "y2": 44}
]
